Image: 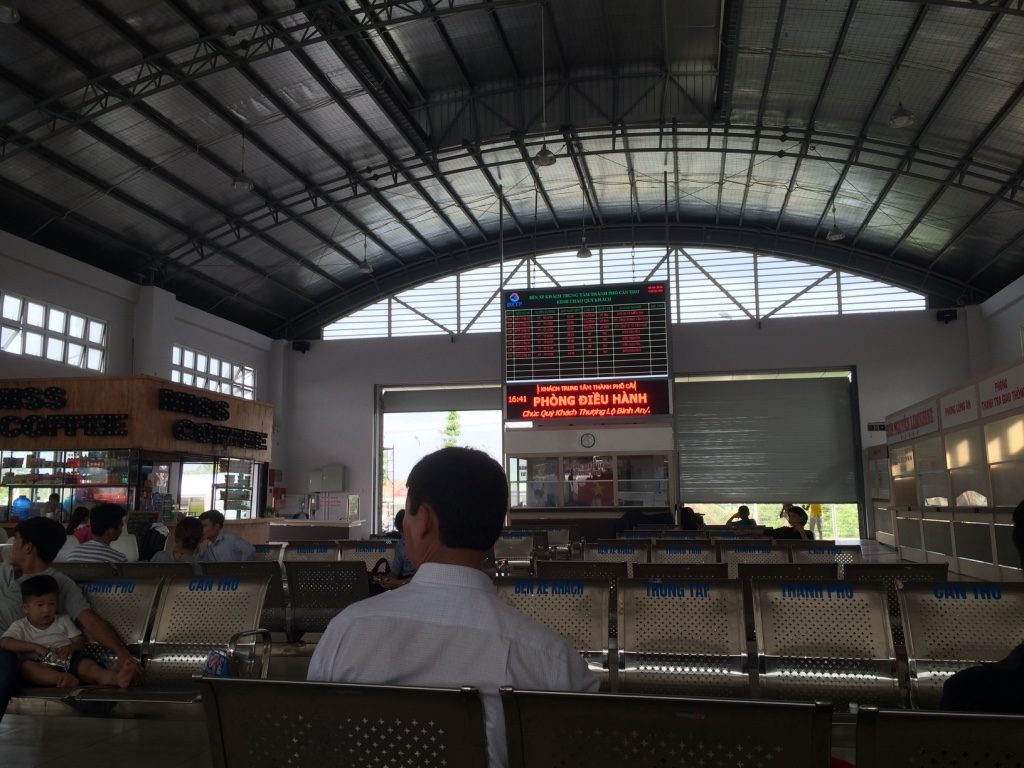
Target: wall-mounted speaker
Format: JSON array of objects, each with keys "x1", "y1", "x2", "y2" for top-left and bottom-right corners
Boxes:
[
  {"x1": 292, "y1": 340, "x2": 312, "y2": 354},
  {"x1": 936, "y1": 309, "x2": 957, "y2": 324}
]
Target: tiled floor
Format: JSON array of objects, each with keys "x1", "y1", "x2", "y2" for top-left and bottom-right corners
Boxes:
[
  {"x1": 0, "y1": 540, "x2": 914, "y2": 767},
  {"x1": 0, "y1": 712, "x2": 212, "y2": 768}
]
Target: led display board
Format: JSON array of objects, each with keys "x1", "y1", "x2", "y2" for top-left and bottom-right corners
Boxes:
[{"x1": 502, "y1": 282, "x2": 671, "y2": 422}]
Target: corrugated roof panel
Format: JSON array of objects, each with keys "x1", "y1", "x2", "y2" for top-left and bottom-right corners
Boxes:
[
  {"x1": 739, "y1": 0, "x2": 783, "y2": 49},
  {"x1": 762, "y1": 56, "x2": 829, "y2": 129},
  {"x1": 385, "y1": 14, "x2": 465, "y2": 91},
  {"x1": 729, "y1": 52, "x2": 771, "y2": 123}
]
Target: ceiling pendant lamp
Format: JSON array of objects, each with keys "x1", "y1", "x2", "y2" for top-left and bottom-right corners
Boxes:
[
  {"x1": 231, "y1": 132, "x2": 255, "y2": 192},
  {"x1": 826, "y1": 205, "x2": 846, "y2": 242},
  {"x1": 359, "y1": 233, "x2": 372, "y2": 273},
  {"x1": 888, "y1": 79, "x2": 915, "y2": 129},
  {"x1": 532, "y1": 6, "x2": 556, "y2": 168},
  {"x1": 576, "y1": 184, "x2": 592, "y2": 259}
]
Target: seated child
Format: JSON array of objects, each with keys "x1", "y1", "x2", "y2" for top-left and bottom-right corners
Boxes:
[{"x1": 0, "y1": 574, "x2": 134, "y2": 689}]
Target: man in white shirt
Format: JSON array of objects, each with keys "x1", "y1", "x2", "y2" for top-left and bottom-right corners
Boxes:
[
  {"x1": 64, "y1": 503, "x2": 128, "y2": 564},
  {"x1": 308, "y1": 447, "x2": 598, "y2": 768}
]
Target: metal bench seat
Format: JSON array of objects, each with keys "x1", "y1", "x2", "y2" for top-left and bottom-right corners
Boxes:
[
  {"x1": 650, "y1": 540, "x2": 717, "y2": 564},
  {"x1": 583, "y1": 540, "x2": 649, "y2": 577},
  {"x1": 199, "y1": 678, "x2": 488, "y2": 768},
  {"x1": 203, "y1": 560, "x2": 288, "y2": 635},
  {"x1": 617, "y1": 578, "x2": 749, "y2": 697},
  {"x1": 898, "y1": 581, "x2": 1024, "y2": 708},
  {"x1": 339, "y1": 539, "x2": 395, "y2": 570},
  {"x1": 788, "y1": 541, "x2": 862, "y2": 575},
  {"x1": 501, "y1": 688, "x2": 832, "y2": 768},
  {"x1": 282, "y1": 540, "x2": 340, "y2": 561},
  {"x1": 719, "y1": 539, "x2": 789, "y2": 578},
  {"x1": 633, "y1": 562, "x2": 729, "y2": 580},
  {"x1": 856, "y1": 707, "x2": 1024, "y2": 767},
  {"x1": 752, "y1": 579, "x2": 902, "y2": 708},
  {"x1": 844, "y1": 562, "x2": 949, "y2": 647},
  {"x1": 283, "y1": 560, "x2": 369, "y2": 638},
  {"x1": 494, "y1": 576, "x2": 613, "y2": 690}
]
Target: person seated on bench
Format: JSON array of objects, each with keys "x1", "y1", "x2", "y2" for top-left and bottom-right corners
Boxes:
[
  {"x1": 66, "y1": 506, "x2": 92, "y2": 544},
  {"x1": 150, "y1": 517, "x2": 203, "y2": 575},
  {"x1": 1, "y1": 575, "x2": 134, "y2": 690},
  {"x1": 679, "y1": 504, "x2": 705, "y2": 531},
  {"x1": 0, "y1": 518, "x2": 144, "y2": 720},
  {"x1": 768, "y1": 505, "x2": 813, "y2": 540},
  {"x1": 941, "y1": 499, "x2": 1024, "y2": 713},
  {"x1": 726, "y1": 505, "x2": 758, "y2": 528},
  {"x1": 64, "y1": 503, "x2": 127, "y2": 563},
  {"x1": 308, "y1": 447, "x2": 597, "y2": 768},
  {"x1": 198, "y1": 510, "x2": 254, "y2": 562},
  {"x1": 375, "y1": 509, "x2": 416, "y2": 590}
]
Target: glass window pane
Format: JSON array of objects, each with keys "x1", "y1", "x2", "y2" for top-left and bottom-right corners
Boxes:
[
  {"x1": 221, "y1": 362, "x2": 231, "y2": 378},
  {"x1": 46, "y1": 338, "x2": 64, "y2": 361},
  {"x1": 208, "y1": 381, "x2": 219, "y2": 393},
  {"x1": 26, "y1": 302, "x2": 45, "y2": 327},
  {"x1": 209, "y1": 357, "x2": 220, "y2": 375},
  {"x1": 243, "y1": 369, "x2": 254, "y2": 387},
  {"x1": 24, "y1": 332, "x2": 43, "y2": 356},
  {"x1": 183, "y1": 349, "x2": 195, "y2": 369},
  {"x1": 1, "y1": 326, "x2": 23, "y2": 354},
  {"x1": 67, "y1": 342, "x2": 84, "y2": 366},
  {"x1": 172, "y1": 346, "x2": 181, "y2": 366},
  {"x1": 47, "y1": 308, "x2": 66, "y2": 334},
  {"x1": 87, "y1": 320, "x2": 106, "y2": 345},
  {"x1": 221, "y1": 382, "x2": 232, "y2": 394},
  {"x1": 171, "y1": 370, "x2": 181, "y2": 383},
  {"x1": 2, "y1": 295, "x2": 21, "y2": 321},
  {"x1": 197, "y1": 354, "x2": 207, "y2": 372},
  {"x1": 68, "y1": 315, "x2": 86, "y2": 338},
  {"x1": 196, "y1": 376, "x2": 206, "y2": 388},
  {"x1": 86, "y1": 348, "x2": 103, "y2": 371},
  {"x1": 183, "y1": 372, "x2": 194, "y2": 385},
  {"x1": 233, "y1": 385, "x2": 243, "y2": 397}
]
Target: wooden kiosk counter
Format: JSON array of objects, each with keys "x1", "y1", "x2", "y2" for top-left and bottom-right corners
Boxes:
[{"x1": 0, "y1": 375, "x2": 272, "y2": 523}]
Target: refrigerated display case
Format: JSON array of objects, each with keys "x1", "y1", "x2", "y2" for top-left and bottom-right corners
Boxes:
[{"x1": 1, "y1": 449, "x2": 137, "y2": 520}]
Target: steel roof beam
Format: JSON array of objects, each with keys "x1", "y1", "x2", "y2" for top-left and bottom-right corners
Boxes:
[
  {"x1": 0, "y1": 127, "x2": 317, "y2": 310},
  {"x1": 885, "y1": 0, "x2": 1024, "y2": 17},
  {"x1": 63, "y1": 1, "x2": 404, "y2": 269},
  {"x1": 462, "y1": 141, "x2": 526, "y2": 234},
  {"x1": 0, "y1": 176, "x2": 293, "y2": 324},
  {"x1": 775, "y1": 0, "x2": 859, "y2": 230},
  {"x1": 811, "y1": 6, "x2": 929, "y2": 240},
  {"x1": 895, "y1": 75, "x2": 1024, "y2": 266},
  {"x1": 0, "y1": 0, "x2": 535, "y2": 164},
  {"x1": 562, "y1": 127, "x2": 602, "y2": 226},
  {"x1": 350, "y1": 0, "x2": 430, "y2": 104},
  {"x1": 162, "y1": 0, "x2": 436, "y2": 258},
  {"x1": 511, "y1": 133, "x2": 560, "y2": 226},
  {"x1": 851, "y1": 12, "x2": 1004, "y2": 249},
  {"x1": 0, "y1": 59, "x2": 360, "y2": 296},
  {"x1": 738, "y1": 0, "x2": 788, "y2": 226},
  {"x1": 301, "y1": 1, "x2": 486, "y2": 239}
]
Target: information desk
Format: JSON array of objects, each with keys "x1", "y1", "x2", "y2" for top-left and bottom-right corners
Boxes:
[{"x1": 508, "y1": 507, "x2": 674, "y2": 541}]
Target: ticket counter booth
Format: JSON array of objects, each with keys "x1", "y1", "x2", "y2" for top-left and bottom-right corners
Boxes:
[{"x1": 882, "y1": 361, "x2": 1024, "y2": 580}]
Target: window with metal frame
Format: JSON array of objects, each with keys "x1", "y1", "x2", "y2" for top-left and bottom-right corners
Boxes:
[
  {"x1": 0, "y1": 291, "x2": 107, "y2": 372},
  {"x1": 323, "y1": 247, "x2": 925, "y2": 340},
  {"x1": 171, "y1": 344, "x2": 256, "y2": 400}
]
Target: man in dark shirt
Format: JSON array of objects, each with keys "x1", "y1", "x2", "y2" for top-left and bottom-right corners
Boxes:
[
  {"x1": 940, "y1": 500, "x2": 1024, "y2": 713},
  {"x1": 768, "y1": 506, "x2": 813, "y2": 540},
  {"x1": 726, "y1": 505, "x2": 758, "y2": 528}
]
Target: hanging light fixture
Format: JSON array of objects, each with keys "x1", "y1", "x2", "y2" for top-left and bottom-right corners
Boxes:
[
  {"x1": 358, "y1": 233, "x2": 372, "y2": 273},
  {"x1": 532, "y1": 6, "x2": 556, "y2": 167},
  {"x1": 826, "y1": 205, "x2": 846, "y2": 242},
  {"x1": 231, "y1": 132, "x2": 255, "y2": 191},
  {"x1": 0, "y1": 1, "x2": 20, "y2": 24},
  {"x1": 576, "y1": 184, "x2": 592, "y2": 259},
  {"x1": 888, "y1": 78, "x2": 916, "y2": 129}
]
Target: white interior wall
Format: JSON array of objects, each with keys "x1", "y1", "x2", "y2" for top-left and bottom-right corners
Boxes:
[
  {"x1": 0, "y1": 233, "x2": 274, "y2": 393},
  {"x1": 281, "y1": 309, "x2": 975, "y2": 533},
  {"x1": 982, "y1": 273, "x2": 1024, "y2": 368}
]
